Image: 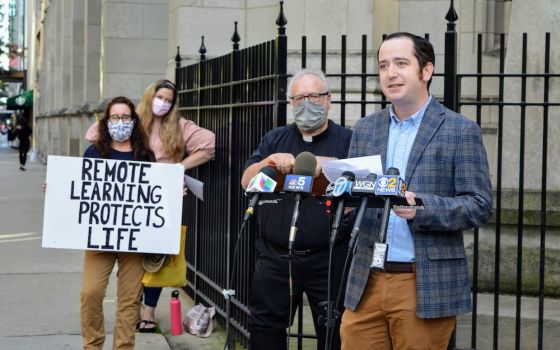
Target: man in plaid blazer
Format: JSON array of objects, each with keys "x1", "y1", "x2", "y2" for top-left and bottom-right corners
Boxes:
[{"x1": 339, "y1": 33, "x2": 493, "y2": 349}]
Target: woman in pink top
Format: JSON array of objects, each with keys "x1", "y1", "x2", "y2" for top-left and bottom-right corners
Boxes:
[{"x1": 86, "y1": 79, "x2": 215, "y2": 332}]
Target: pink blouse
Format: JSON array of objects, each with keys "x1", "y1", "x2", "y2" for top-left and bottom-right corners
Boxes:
[{"x1": 85, "y1": 118, "x2": 215, "y2": 163}]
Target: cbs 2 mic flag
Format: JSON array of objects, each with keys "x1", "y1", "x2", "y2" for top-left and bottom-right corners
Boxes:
[
  {"x1": 374, "y1": 175, "x2": 406, "y2": 197},
  {"x1": 42, "y1": 155, "x2": 184, "y2": 254}
]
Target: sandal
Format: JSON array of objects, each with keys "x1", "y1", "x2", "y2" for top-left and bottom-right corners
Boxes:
[{"x1": 136, "y1": 320, "x2": 158, "y2": 333}]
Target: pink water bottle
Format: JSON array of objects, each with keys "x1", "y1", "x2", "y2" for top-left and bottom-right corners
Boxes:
[{"x1": 170, "y1": 290, "x2": 182, "y2": 335}]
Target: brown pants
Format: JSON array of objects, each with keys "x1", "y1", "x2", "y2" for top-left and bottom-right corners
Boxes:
[
  {"x1": 340, "y1": 271, "x2": 456, "y2": 350},
  {"x1": 80, "y1": 250, "x2": 144, "y2": 350}
]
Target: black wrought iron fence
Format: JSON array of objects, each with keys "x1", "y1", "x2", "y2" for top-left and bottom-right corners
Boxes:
[
  {"x1": 176, "y1": 13, "x2": 288, "y2": 347},
  {"x1": 176, "y1": 1, "x2": 559, "y2": 349},
  {"x1": 456, "y1": 32, "x2": 560, "y2": 350}
]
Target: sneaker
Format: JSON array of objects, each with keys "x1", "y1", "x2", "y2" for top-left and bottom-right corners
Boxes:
[{"x1": 19, "y1": 166, "x2": 26, "y2": 171}]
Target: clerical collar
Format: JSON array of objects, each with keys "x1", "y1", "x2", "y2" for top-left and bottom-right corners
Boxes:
[{"x1": 298, "y1": 120, "x2": 332, "y2": 143}]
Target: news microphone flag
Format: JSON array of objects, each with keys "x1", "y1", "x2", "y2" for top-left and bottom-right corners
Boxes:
[
  {"x1": 282, "y1": 151, "x2": 316, "y2": 194},
  {"x1": 350, "y1": 173, "x2": 377, "y2": 195},
  {"x1": 243, "y1": 167, "x2": 278, "y2": 222},
  {"x1": 283, "y1": 174, "x2": 313, "y2": 193},
  {"x1": 331, "y1": 171, "x2": 354, "y2": 197},
  {"x1": 246, "y1": 171, "x2": 277, "y2": 193},
  {"x1": 374, "y1": 174, "x2": 406, "y2": 197}
]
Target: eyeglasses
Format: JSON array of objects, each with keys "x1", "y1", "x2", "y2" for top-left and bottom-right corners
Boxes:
[
  {"x1": 289, "y1": 92, "x2": 329, "y2": 106},
  {"x1": 109, "y1": 114, "x2": 133, "y2": 123}
]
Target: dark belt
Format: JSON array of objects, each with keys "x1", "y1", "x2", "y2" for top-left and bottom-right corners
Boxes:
[
  {"x1": 266, "y1": 239, "x2": 348, "y2": 257},
  {"x1": 291, "y1": 247, "x2": 324, "y2": 256},
  {"x1": 383, "y1": 262, "x2": 415, "y2": 273}
]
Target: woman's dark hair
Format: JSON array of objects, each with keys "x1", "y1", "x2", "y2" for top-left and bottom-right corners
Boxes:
[
  {"x1": 378, "y1": 32, "x2": 435, "y2": 88},
  {"x1": 154, "y1": 79, "x2": 178, "y2": 108},
  {"x1": 95, "y1": 96, "x2": 155, "y2": 162}
]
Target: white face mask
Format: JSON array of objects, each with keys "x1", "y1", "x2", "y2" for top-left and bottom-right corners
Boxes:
[
  {"x1": 152, "y1": 97, "x2": 172, "y2": 116},
  {"x1": 107, "y1": 119, "x2": 134, "y2": 142}
]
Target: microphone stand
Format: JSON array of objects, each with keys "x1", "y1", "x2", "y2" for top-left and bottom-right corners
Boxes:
[
  {"x1": 322, "y1": 198, "x2": 346, "y2": 350},
  {"x1": 222, "y1": 219, "x2": 247, "y2": 350},
  {"x1": 287, "y1": 194, "x2": 303, "y2": 255},
  {"x1": 286, "y1": 193, "x2": 304, "y2": 350}
]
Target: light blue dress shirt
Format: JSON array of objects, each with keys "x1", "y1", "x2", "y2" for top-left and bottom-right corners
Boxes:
[{"x1": 385, "y1": 95, "x2": 432, "y2": 262}]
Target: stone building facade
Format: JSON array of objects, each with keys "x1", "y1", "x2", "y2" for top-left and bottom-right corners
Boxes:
[
  {"x1": 26, "y1": 0, "x2": 525, "y2": 119},
  {"x1": 26, "y1": 0, "x2": 558, "y2": 190}
]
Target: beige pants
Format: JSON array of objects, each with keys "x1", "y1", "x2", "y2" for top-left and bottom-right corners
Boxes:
[
  {"x1": 80, "y1": 250, "x2": 144, "y2": 350},
  {"x1": 340, "y1": 271, "x2": 456, "y2": 350}
]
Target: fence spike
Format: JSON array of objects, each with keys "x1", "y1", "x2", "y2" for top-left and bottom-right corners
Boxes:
[
  {"x1": 445, "y1": 0, "x2": 458, "y2": 23},
  {"x1": 231, "y1": 21, "x2": 241, "y2": 50},
  {"x1": 175, "y1": 46, "x2": 181, "y2": 69},
  {"x1": 199, "y1": 36, "x2": 207, "y2": 61},
  {"x1": 276, "y1": 0, "x2": 287, "y2": 35}
]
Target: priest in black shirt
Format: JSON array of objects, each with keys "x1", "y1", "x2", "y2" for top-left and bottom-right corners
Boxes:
[{"x1": 241, "y1": 70, "x2": 352, "y2": 350}]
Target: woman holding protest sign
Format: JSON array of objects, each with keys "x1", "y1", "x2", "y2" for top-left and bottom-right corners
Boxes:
[
  {"x1": 80, "y1": 96, "x2": 156, "y2": 349},
  {"x1": 86, "y1": 79, "x2": 215, "y2": 332}
]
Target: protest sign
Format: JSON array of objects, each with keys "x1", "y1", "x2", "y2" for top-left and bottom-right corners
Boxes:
[{"x1": 42, "y1": 155, "x2": 184, "y2": 254}]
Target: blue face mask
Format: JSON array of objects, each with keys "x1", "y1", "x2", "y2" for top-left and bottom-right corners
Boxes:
[
  {"x1": 292, "y1": 100, "x2": 326, "y2": 132},
  {"x1": 107, "y1": 120, "x2": 134, "y2": 142}
]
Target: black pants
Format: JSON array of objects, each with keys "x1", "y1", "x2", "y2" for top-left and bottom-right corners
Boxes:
[
  {"x1": 249, "y1": 239, "x2": 349, "y2": 350},
  {"x1": 19, "y1": 142, "x2": 30, "y2": 166}
]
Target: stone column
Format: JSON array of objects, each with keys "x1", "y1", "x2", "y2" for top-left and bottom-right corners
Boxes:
[
  {"x1": 59, "y1": 0, "x2": 72, "y2": 108},
  {"x1": 100, "y1": 0, "x2": 169, "y2": 99},
  {"x1": 83, "y1": 0, "x2": 101, "y2": 104},
  {"x1": 71, "y1": 0, "x2": 85, "y2": 108}
]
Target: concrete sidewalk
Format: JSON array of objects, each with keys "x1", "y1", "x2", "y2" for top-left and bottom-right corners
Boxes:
[{"x1": 0, "y1": 137, "x2": 225, "y2": 350}]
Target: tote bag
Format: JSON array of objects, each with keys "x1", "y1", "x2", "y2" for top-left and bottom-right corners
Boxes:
[{"x1": 142, "y1": 225, "x2": 187, "y2": 287}]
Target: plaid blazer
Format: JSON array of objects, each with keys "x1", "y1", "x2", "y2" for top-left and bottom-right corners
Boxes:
[{"x1": 344, "y1": 98, "x2": 493, "y2": 318}]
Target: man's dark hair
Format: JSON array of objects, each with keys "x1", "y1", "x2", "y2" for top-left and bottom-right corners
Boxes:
[{"x1": 377, "y1": 32, "x2": 435, "y2": 88}]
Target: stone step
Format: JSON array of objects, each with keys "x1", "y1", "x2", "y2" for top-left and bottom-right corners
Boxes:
[{"x1": 456, "y1": 293, "x2": 560, "y2": 349}]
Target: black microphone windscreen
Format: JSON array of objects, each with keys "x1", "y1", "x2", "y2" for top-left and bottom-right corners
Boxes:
[
  {"x1": 386, "y1": 167, "x2": 400, "y2": 175},
  {"x1": 341, "y1": 170, "x2": 356, "y2": 181},
  {"x1": 259, "y1": 166, "x2": 278, "y2": 181},
  {"x1": 293, "y1": 151, "x2": 316, "y2": 176}
]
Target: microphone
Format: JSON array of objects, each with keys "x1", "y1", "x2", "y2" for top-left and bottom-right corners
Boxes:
[
  {"x1": 330, "y1": 171, "x2": 355, "y2": 197},
  {"x1": 374, "y1": 167, "x2": 406, "y2": 242},
  {"x1": 348, "y1": 173, "x2": 378, "y2": 250},
  {"x1": 328, "y1": 171, "x2": 355, "y2": 246},
  {"x1": 371, "y1": 167, "x2": 406, "y2": 269},
  {"x1": 283, "y1": 151, "x2": 316, "y2": 194},
  {"x1": 284, "y1": 151, "x2": 317, "y2": 253},
  {"x1": 243, "y1": 166, "x2": 278, "y2": 222},
  {"x1": 350, "y1": 173, "x2": 377, "y2": 195}
]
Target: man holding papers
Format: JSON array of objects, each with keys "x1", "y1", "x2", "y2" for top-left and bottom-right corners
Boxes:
[{"x1": 340, "y1": 33, "x2": 493, "y2": 349}]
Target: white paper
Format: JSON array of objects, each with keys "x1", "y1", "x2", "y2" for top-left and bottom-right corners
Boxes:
[
  {"x1": 184, "y1": 175, "x2": 204, "y2": 201},
  {"x1": 321, "y1": 155, "x2": 383, "y2": 182},
  {"x1": 42, "y1": 156, "x2": 184, "y2": 254}
]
